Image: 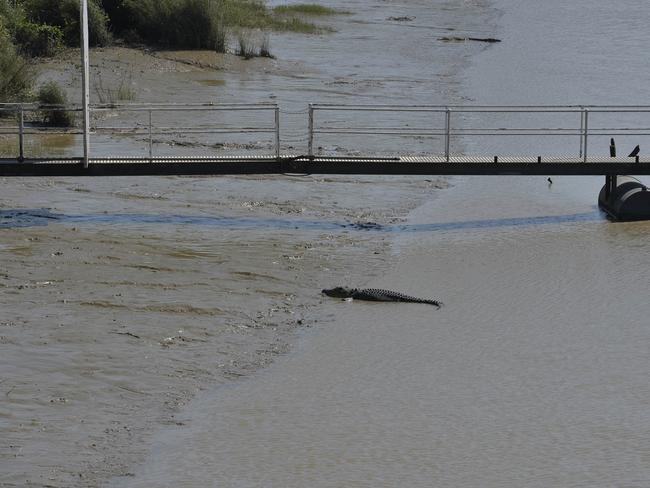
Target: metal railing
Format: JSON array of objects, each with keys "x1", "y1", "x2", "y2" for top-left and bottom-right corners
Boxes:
[
  {"x1": 307, "y1": 104, "x2": 650, "y2": 161},
  {"x1": 2, "y1": 103, "x2": 650, "y2": 162},
  {"x1": 0, "y1": 102, "x2": 280, "y2": 161}
]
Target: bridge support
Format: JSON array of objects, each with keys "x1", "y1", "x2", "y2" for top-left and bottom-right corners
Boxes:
[
  {"x1": 598, "y1": 175, "x2": 650, "y2": 220},
  {"x1": 604, "y1": 174, "x2": 617, "y2": 200}
]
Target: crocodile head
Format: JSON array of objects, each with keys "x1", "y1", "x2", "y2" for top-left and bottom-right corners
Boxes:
[{"x1": 322, "y1": 286, "x2": 355, "y2": 298}]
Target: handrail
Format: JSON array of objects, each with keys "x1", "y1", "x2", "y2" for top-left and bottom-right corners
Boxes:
[
  {"x1": 306, "y1": 104, "x2": 650, "y2": 158},
  {"x1": 0, "y1": 103, "x2": 280, "y2": 161},
  {"x1": 1, "y1": 103, "x2": 649, "y2": 162}
]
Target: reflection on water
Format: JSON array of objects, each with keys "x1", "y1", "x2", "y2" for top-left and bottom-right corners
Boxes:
[{"x1": 0, "y1": 133, "x2": 77, "y2": 159}]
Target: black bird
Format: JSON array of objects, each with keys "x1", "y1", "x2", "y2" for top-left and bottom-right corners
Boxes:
[
  {"x1": 629, "y1": 145, "x2": 640, "y2": 158},
  {"x1": 610, "y1": 138, "x2": 616, "y2": 157},
  {"x1": 547, "y1": 177, "x2": 553, "y2": 185}
]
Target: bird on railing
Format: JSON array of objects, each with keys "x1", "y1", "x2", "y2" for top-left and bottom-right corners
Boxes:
[
  {"x1": 547, "y1": 177, "x2": 553, "y2": 185},
  {"x1": 610, "y1": 138, "x2": 616, "y2": 157},
  {"x1": 629, "y1": 145, "x2": 640, "y2": 158}
]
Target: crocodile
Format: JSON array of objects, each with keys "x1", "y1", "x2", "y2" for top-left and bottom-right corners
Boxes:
[
  {"x1": 439, "y1": 36, "x2": 501, "y2": 43},
  {"x1": 322, "y1": 287, "x2": 443, "y2": 308}
]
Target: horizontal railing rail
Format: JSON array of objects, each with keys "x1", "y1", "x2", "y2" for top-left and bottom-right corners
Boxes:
[
  {"x1": 0, "y1": 103, "x2": 280, "y2": 161},
  {"x1": 307, "y1": 104, "x2": 650, "y2": 162},
  {"x1": 2, "y1": 103, "x2": 650, "y2": 163}
]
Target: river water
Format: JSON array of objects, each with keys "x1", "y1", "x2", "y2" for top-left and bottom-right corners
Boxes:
[{"x1": 110, "y1": 1, "x2": 650, "y2": 487}]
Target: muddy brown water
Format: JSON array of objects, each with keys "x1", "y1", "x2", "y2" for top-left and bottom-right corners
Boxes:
[{"x1": 5, "y1": 0, "x2": 650, "y2": 487}]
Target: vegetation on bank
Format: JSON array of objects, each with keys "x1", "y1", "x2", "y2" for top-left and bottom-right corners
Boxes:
[
  {"x1": 37, "y1": 80, "x2": 75, "y2": 126},
  {"x1": 0, "y1": 0, "x2": 341, "y2": 57},
  {"x1": 0, "y1": 0, "x2": 345, "y2": 111},
  {"x1": 0, "y1": 19, "x2": 34, "y2": 103}
]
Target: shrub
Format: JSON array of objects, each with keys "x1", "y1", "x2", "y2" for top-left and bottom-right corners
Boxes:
[
  {"x1": 0, "y1": 0, "x2": 24, "y2": 32},
  {"x1": 14, "y1": 22, "x2": 63, "y2": 57},
  {"x1": 236, "y1": 31, "x2": 274, "y2": 59},
  {"x1": 22, "y1": 0, "x2": 111, "y2": 47},
  {"x1": 0, "y1": 21, "x2": 34, "y2": 103},
  {"x1": 121, "y1": 0, "x2": 226, "y2": 51},
  {"x1": 37, "y1": 81, "x2": 75, "y2": 127},
  {"x1": 115, "y1": 0, "x2": 319, "y2": 48}
]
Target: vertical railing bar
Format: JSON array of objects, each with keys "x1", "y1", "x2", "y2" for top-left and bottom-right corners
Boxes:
[
  {"x1": 148, "y1": 109, "x2": 153, "y2": 161},
  {"x1": 274, "y1": 106, "x2": 280, "y2": 159},
  {"x1": 18, "y1": 105, "x2": 24, "y2": 162},
  {"x1": 307, "y1": 104, "x2": 314, "y2": 157},
  {"x1": 583, "y1": 108, "x2": 589, "y2": 162},
  {"x1": 445, "y1": 108, "x2": 451, "y2": 162},
  {"x1": 80, "y1": 0, "x2": 90, "y2": 168},
  {"x1": 578, "y1": 107, "x2": 584, "y2": 158}
]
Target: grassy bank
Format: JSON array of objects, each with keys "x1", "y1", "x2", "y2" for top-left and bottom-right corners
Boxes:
[
  {"x1": 1, "y1": 0, "x2": 339, "y2": 53},
  {"x1": 0, "y1": 0, "x2": 344, "y2": 103}
]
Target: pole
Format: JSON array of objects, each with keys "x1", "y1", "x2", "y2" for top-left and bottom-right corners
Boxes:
[
  {"x1": 308, "y1": 104, "x2": 314, "y2": 157},
  {"x1": 18, "y1": 106, "x2": 24, "y2": 162},
  {"x1": 148, "y1": 109, "x2": 153, "y2": 160},
  {"x1": 444, "y1": 108, "x2": 451, "y2": 162},
  {"x1": 578, "y1": 108, "x2": 584, "y2": 158},
  {"x1": 274, "y1": 106, "x2": 280, "y2": 159},
  {"x1": 80, "y1": 0, "x2": 90, "y2": 168},
  {"x1": 582, "y1": 108, "x2": 589, "y2": 163}
]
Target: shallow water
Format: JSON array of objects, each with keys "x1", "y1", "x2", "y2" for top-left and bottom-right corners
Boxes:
[{"x1": 111, "y1": 1, "x2": 650, "y2": 487}]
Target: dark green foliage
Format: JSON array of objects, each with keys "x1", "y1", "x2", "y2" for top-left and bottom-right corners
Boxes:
[
  {"x1": 23, "y1": 0, "x2": 111, "y2": 47},
  {"x1": 0, "y1": 20, "x2": 34, "y2": 103},
  {"x1": 100, "y1": 0, "x2": 130, "y2": 31},
  {"x1": 14, "y1": 22, "x2": 63, "y2": 57},
  {"x1": 0, "y1": 0, "x2": 324, "y2": 59},
  {"x1": 0, "y1": 0, "x2": 23, "y2": 32},
  {"x1": 120, "y1": 0, "x2": 226, "y2": 51},
  {"x1": 37, "y1": 81, "x2": 75, "y2": 127}
]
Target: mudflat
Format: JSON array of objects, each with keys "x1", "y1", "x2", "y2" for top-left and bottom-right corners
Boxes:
[{"x1": 0, "y1": 169, "x2": 446, "y2": 486}]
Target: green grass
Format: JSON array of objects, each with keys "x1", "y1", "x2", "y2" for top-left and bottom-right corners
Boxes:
[
  {"x1": 221, "y1": 0, "x2": 327, "y2": 34},
  {"x1": 272, "y1": 4, "x2": 349, "y2": 16},
  {"x1": 1, "y1": 0, "x2": 334, "y2": 65}
]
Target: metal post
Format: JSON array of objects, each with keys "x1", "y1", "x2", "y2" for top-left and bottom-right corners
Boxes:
[
  {"x1": 582, "y1": 108, "x2": 589, "y2": 163},
  {"x1": 444, "y1": 108, "x2": 451, "y2": 162},
  {"x1": 18, "y1": 106, "x2": 24, "y2": 162},
  {"x1": 148, "y1": 109, "x2": 153, "y2": 160},
  {"x1": 307, "y1": 104, "x2": 314, "y2": 157},
  {"x1": 274, "y1": 106, "x2": 280, "y2": 159},
  {"x1": 80, "y1": 0, "x2": 90, "y2": 168},
  {"x1": 578, "y1": 108, "x2": 584, "y2": 158}
]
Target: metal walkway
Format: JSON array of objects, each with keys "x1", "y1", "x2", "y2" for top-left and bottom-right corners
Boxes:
[
  {"x1": 2, "y1": 155, "x2": 650, "y2": 177},
  {"x1": 2, "y1": 103, "x2": 650, "y2": 177}
]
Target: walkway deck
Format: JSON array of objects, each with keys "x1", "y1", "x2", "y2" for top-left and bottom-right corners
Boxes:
[{"x1": 1, "y1": 155, "x2": 649, "y2": 177}]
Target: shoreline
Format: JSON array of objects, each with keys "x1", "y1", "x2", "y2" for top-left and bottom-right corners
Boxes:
[{"x1": 0, "y1": 172, "x2": 448, "y2": 487}]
